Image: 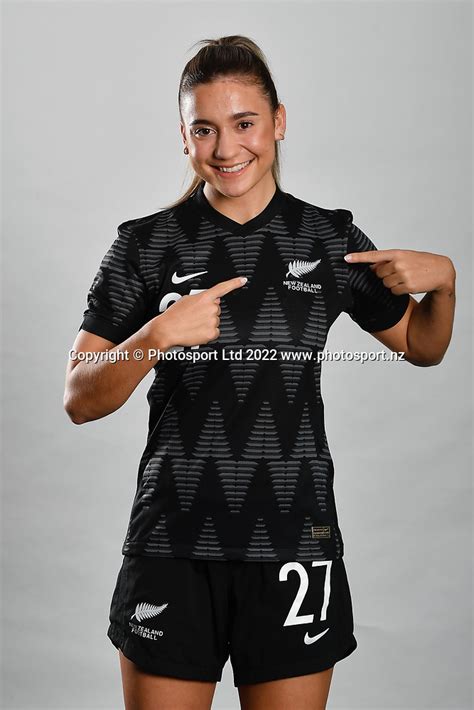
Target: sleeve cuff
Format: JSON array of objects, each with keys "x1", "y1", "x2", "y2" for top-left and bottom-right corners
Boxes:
[
  {"x1": 359, "y1": 293, "x2": 411, "y2": 333},
  {"x1": 78, "y1": 315, "x2": 130, "y2": 345}
]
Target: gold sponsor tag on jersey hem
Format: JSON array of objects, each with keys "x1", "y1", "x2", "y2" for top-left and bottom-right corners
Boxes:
[{"x1": 311, "y1": 525, "x2": 331, "y2": 539}]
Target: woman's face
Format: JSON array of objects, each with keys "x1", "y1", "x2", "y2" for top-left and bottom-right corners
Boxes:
[{"x1": 180, "y1": 77, "x2": 285, "y2": 197}]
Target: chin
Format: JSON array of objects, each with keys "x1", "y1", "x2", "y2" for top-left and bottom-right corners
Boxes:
[{"x1": 206, "y1": 170, "x2": 270, "y2": 197}]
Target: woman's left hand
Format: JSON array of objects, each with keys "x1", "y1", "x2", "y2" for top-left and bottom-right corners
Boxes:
[{"x1": 344, "y1": 249, "x2": 456, "y2": 295}]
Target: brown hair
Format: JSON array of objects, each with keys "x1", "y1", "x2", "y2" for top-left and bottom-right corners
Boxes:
[{"x1": 162, "y1": 35, "x2": 283, "y2": 210}]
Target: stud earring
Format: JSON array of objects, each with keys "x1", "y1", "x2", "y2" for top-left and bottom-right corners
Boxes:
[{"x1": 184, "y1": 146, "x2": 189, "y2": 155}]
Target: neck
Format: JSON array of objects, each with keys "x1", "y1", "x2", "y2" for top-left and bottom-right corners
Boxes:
[{"x1": 203, "y1": 174, "x2": 277, "y2": 226}]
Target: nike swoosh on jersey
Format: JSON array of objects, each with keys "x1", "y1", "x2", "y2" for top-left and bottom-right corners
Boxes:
[
  {"x1": 171, "y1": 270, "x2": 208, "y2": 284},
  {"x1": 303, "y1": 627, "x2": 330, "y2": 645}
]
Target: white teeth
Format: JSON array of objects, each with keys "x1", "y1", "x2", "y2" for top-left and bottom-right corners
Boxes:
[{"x1": 217, "y1": 160, "x2": 252, "y2": 173}]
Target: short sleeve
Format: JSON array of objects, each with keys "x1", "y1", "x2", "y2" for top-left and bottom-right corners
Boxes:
[
  {"x1": 78, "y1": 222, "x2": 150, "y2": 344},
  {"x1": 343, "y1": 212, "x2": 410, "y2": 333}
]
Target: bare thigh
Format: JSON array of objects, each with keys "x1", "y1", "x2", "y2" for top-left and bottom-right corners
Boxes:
[
  {"x1": 118, "y1": 650, "x2": 217, "y2": 710},
  {"x1": 237, "y1": 666, "x2": 334, "y2": 710}
]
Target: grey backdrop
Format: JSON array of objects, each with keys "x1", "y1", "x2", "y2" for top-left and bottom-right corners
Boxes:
[{"x1": 2, "y1": 1, "x2": 472, "y2": 709}]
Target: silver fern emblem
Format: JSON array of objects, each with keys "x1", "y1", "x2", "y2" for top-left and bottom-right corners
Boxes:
[
  {"x1": 286, "y1": 259, "x2": 321, "y2": 278},
  {"x1": 131, "y1": 602, "x2": 169, "y2": 623}
]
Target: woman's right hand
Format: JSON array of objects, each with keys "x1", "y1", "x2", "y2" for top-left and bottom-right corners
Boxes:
[{"x1": 151, "y1": 276, "x2": 247, "y2": 350}]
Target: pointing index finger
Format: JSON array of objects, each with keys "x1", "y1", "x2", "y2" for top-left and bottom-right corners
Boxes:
[
  {"x1": 344, "y1": 250, "x2": 395, "y2": 263},
  {"x1": 206, "y1": 276, "x2": 248, "y2": 299}
]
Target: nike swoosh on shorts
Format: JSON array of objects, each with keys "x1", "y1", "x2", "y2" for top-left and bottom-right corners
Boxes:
[{"x1": 303, "y1": 627, "x2": 330, "y2": 645}]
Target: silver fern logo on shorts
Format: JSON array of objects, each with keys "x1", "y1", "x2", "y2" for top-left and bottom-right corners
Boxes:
[
  {"x1": 131, "y1": 602, "x2": 168, "y2": 623},
  {"x1": 283, "y1": 259, "x2": 322, "y2": 294},
  {"x1": 129, "y1": 602, "x2": 169, "y2": 641}
]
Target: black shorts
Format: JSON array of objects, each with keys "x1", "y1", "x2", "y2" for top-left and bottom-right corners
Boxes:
[{"x1": 107, "y1": 554, "x2": 357, "y2": 687}]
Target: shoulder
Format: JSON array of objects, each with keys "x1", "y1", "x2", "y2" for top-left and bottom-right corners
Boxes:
[
  {"x1": 284, "y1": 191, "x2": 353, "y2": 230},
  {"x1": 118, "y1": 205, "x2": 175, "y2": 236},
  {"x1": 116, "y1": 201, "x2": 187, "y2": 251}
]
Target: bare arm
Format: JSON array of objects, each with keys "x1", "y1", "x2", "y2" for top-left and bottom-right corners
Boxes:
[
  {"x1": 371, "y1": 278, "x2": 456, "y2": 366},
  {"x1": 64, "y1": 275, "x2": 246, "y2": 424},
  {"x1": 63, "y1": 317, "x2": 171, "y2": 425},
  {"x1": 369, "y1": 258, "x2": 456, "y2": 366},
  {"x1": 344, "y1": 244, "x2": 456, "y2": 366}
]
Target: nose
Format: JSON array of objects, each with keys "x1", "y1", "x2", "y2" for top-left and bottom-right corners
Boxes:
[{"x1": 212, "y1": 128, "x2": 242, "y2": 161}]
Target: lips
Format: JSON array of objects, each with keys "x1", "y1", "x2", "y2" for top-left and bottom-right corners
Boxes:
[{"x1": 211, "y1": 158, "x2": 255, "y2": 177}]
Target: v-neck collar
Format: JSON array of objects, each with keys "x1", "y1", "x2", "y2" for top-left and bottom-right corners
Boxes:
[{"x1": 191, "y1": 181, "x2": 287, "y2": 236}]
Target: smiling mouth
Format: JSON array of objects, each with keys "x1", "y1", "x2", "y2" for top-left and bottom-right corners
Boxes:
[{"x1": 212, "y1": 158, "x2": 255, "y2": 174}]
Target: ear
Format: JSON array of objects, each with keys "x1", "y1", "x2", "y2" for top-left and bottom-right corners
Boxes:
[{"x1": 274, "y1": 103, "x2": 286, "y2": 138}]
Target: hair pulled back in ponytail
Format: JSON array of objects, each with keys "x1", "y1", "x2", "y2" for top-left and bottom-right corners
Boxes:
[{"x1": 162, "y1": 35, "x2": 283, "y2": 210}]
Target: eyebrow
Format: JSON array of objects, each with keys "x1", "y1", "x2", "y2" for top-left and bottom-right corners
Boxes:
[{"x1": 189, "y1": 111, "x2": 260, "y2": 127}]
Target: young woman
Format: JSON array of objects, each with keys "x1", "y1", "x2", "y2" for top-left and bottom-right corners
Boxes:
[{"x1": 64, "y1": 35, "x2": 456, "y2": 710}]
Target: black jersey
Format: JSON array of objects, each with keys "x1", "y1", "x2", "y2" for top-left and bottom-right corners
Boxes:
[{"x1": 79, "y1": 183, "x2": 409, "y2": 561}]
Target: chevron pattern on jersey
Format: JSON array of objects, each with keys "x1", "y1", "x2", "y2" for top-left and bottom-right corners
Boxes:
[
  {"x1": 215, "y1": 459, "x2": 260, "y2": 513},
  {"x1": 81, "y1": 182, "x2": 410, "y2": 561},
  {"x1": 193, "y1": 516, "x2": 225, "y2": 558},
  {"x1": 225, "y1": 356, "x2": 262, "y2": 403},
  {"x1": 277, "y1": 349, "x2": 310, "y2": 404},
  {"x1": 245, "y1": 518, "x2": 279, "y2": 560},
  {"x1": 247, "y1": 287, "x2": 292, "y2": 343}
]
